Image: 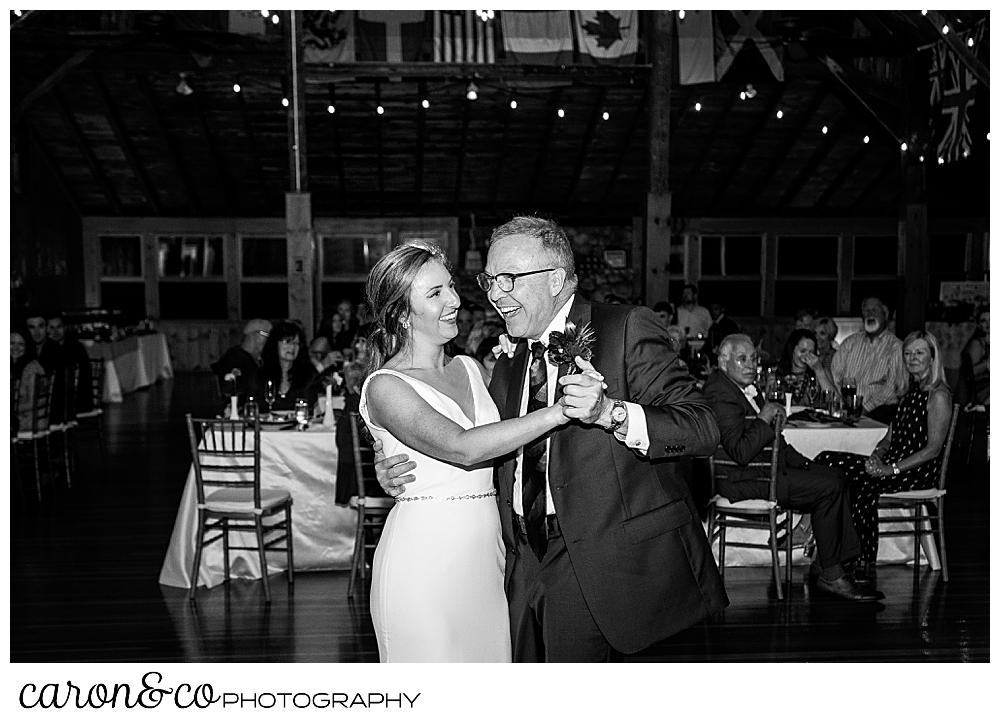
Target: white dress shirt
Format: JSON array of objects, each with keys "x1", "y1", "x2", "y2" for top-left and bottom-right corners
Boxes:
[{"x1": 513, "y1": 296, "x2": 650, "y2": 515}]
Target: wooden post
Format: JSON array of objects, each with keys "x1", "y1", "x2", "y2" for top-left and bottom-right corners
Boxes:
[{"x1": 644, "y1": 10, "x2": 673, "y2": 306}]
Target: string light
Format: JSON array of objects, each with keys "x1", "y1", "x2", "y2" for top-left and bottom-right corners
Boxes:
[
  {"x1": 938, "y1": 156, "x2": 945, "y2": 165},
  {"x1": 901, "y1": 142, "x2": 908, "y2": 151},
  {"x1": 863, "y1": 135, "x2": 870, "y2": 144},
  {"x1": 919, "y1": 155, "x2": 925, "y2": 162},
  {"x1": 510, "y1": 99, "x2": 517, "y2": 109},
  {"x1": 678, "y1": 10, "x2": 686, "y2": 20},
  {"x1": 14, "y1": 9, "x2": 23, "y2": 16},
  {"x1": 602, "y1": 111, "x2": 610, "y2": 121},
  {"x1": 233, "y1": 84, "x2": 241, "y2": 93},
  {"x1": 694, "y1": 102, "x2": 702, "y2": 111},
  {"x1": 822, "y1": 125, "x2": 828, "y2": 134},
  {"x1": 557, "y1": 108, "x2": 565, "y2": 118},
  {"x1": 968, "y1": 37, "x2": 975, "y2": 47},
  {"x1": 261, "y1": 10, "x2": 269, "y2": 18},
  {"x1": 476, "y1": 10, "x2": 495, "y2": 22},
  {"x1": 776, "y1": 110, "x2": 783, "y2": 119},
  {"x1": 377, "y1": 105, "x2": 384, "y2": 115},
  {"x1": 740, "y1": 91, "x2": 747, "y2": 101},
  {"x1": 421, "y1": 99, "x2": 429, "y2": 109},
  {"x1": 466, "y1": 82, "x2": 478, "y2": 101},
  {"x1": 271, "y1": 13, "x2": 280, "y2": 24},
  {"x1": 963, "y1": 149, "x2": 969, "y2": 158},
  {"x1": 942, "y1": 24, "x2": 949, "y2": 34},
  {"x1": 281, "y1": 97, "x2": 289, "y2": 107},
  {"x1": 327, "y1": 105, "x2": 335, "y2": 114}
]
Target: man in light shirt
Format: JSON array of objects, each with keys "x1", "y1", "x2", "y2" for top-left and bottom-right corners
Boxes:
[
  {"x1": 831, "y1": 297, "x2": 909, "y2": 424},
  {"x1": 676, "y1": 283, "x2": 713, "y2": 339}
]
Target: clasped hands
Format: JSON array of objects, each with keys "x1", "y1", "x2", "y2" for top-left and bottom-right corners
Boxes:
[{"x1": 864, "y1": 451, "x2": 892, "y2": 478}]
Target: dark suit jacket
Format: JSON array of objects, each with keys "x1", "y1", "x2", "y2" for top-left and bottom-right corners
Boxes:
[
  {"x1": 488, "y1": 298, "x2": 728, "y2": 654},
  {"x1": 701, "y1": 370, "x2": 811, "y2": 496}
]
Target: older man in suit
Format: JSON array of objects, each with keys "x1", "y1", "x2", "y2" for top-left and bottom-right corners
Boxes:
[
  {"x1": 379, "y1": 216, "x2": 728, "y2": 662},
  {"x1": 702, "y1": 333, "x2": 881, "y2": 602}
]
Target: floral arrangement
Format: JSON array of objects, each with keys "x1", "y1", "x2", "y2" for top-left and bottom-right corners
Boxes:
[
  {"x1": 223, "y1": 368, "x2": 242, "y2": 397},
  {"x1": 546, "y1": 321, "x2": 596, "y2": 374}
]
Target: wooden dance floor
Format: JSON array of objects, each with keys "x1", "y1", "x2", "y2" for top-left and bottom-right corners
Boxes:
[{"x1": 10, "y1": 373, "x2": 990, "y2": 663}]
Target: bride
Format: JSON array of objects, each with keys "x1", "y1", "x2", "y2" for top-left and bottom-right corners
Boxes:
[{"x1": 360, "y1": 242, "x2": 582, "y2": 662}]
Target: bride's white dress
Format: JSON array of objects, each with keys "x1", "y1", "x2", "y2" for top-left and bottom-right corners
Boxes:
[{"x1": 359, "y1": 355, "x2": 511, "y2": 662}]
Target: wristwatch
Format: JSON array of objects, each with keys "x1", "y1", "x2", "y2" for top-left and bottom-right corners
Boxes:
[{"x1": 607, "y1": 400, "x2": 628, "y2": 434}]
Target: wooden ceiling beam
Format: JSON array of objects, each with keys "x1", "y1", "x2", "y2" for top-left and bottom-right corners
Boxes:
[
  {"x1": 27, "y1": 126, "x2": 82, "y2": 218},
  {"x1": 190, "y1": 86, "x2": 236, "y2": 216},
  {"x1": 775, "y1": 118, "x2": 848, "y2": 209},
  {"x1": 13, "y1": 50, "x2": 94, "y2": 124},
  {"x1": 91, "y1": 70, "x2": 163, "y2": 215},
  {"x1": 326, "y1": 85, "x2": 348, "y2": 215},
  {"x1": 811, "y1": 144, "x2": 870, "y2": 212},
  {"x1": 415, "y1": 80, "x2": 427, "y2": 215},
  {"x1": 135, "y1": 72, "x2": 201, "y2": 215},
  {"x1": 707, "y1": 85, "x2": 784, "y2": 215},
  {"x1": 563, "y1": 86, "x2": 607, "y2": 212},
  {"x1": 600, "y1": 85, "x2": 648, "y2": 211},
  {"x1": 816, "y1": 54, "x2": 902, "y2": 144},
  {"x1": 489, "y1": 90, "x2": 515, "y2": 215},
  {"x1": 745, "y1": 89, "x2": 828, "y2": 209},
  {"x1": 454, "y1": 94, "x2": 472, "y2": 211},
  {"x1": 528, "y1": 87, "x2": 563, "y2": 208},
  {"x1": 922, "y1": 10, "x2": 989, "y2": 89},
  {"x1": 236, "y1": 91, "x2": 273, "y2": 215},
  {"x1": 678, "y1": 86, "x2": 738, "y2": 211},
  {"x1": 52, "y1": 86, "x2": 122, "y2": 214},
  {"x1": 849, "y1": 155, "x2": 898, "y2": 215}
]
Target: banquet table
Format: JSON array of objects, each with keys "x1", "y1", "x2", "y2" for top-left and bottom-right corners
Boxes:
[
  {"x1": 85, "y1": 333, "x2": 174, "y2": 403},
  {"x1": 711, "y1": 414, "x2": 942, "y2": 570},
  {"x1": 158, "y1": 420, "x2": 356, "y2": 590}
]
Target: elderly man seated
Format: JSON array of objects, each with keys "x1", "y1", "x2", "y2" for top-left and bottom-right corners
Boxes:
[
  {"x1": 831, "y1": 297, "x2": 909, "y2": 424},
  {"x1": 308, "y1": 335, "x2": 344, "y2": 372},
  {"x1": 702, "y1": 334, "x2": 881, "y2": 602},
  {"x1": 212, "y1": 318, "x2": 271, "y2": 404}
]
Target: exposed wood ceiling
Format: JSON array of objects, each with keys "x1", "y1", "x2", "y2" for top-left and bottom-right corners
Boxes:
[{"x1": 11, "y1": 9, "x2": 990, "y2": 222}]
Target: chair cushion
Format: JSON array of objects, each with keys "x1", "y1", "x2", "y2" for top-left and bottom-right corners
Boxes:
[
  {"x1": 202, "y1": 487, "x2": 291, "y2": 513},
  {"x1": 880, "y1": 489, "x2": 946, "y2": 501},
  {"x1": 711, "y1": 495, "x2": 777, "y2": 511}
]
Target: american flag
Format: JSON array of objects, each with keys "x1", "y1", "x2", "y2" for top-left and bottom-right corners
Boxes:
[
  {"x1": 931, "y1": 21, "x2": 985, "y2": 164},
  {"x1": 433, "y1": 10, "x2": 496, "y2": 63}
]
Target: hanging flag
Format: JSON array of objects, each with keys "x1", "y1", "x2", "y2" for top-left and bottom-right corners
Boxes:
[
  {"x1": 356, "y1": 10, "x2": 428, "y2": 62},
  {"x1": 573, "y1": 10, "x2": 638, "y2": 65},
  {"x1": 501, "y1": 10, "x2": 573, "y2": 65},
  {"x1": 677, "y1": 10, "x2": 715, "y2": 84},
  {"x1": 433, "y1": 10, "x2": 496, "y2": 63},
  {"x1": 228, "y1": 10, "x2": 267, "y2": 36},
  {"x1": 932, "y1": 22, "x2": 985, "y2": 164},
  {"x1": 302, "y1": 10, "x2": 354, "y2": 64},
  {"x1": 715, "y1": 10, "x2": 784, "y2": 81},
  {"x1": 927, "y1": 42, "x2": 948, "y2": 105}
]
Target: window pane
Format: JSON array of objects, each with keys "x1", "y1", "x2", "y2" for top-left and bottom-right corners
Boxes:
[
  {"x1": 774, "y1": 280, "x2": 838, "y2": 317},
  {"x1": 850, "y1": 280, "x2": 898, "y2": 315},
  {"x1": 241, "y1": 283, "x2": 288, "y2": 320},
  {"x1": 668, "y1": 234, "x2": 685, "y2": 275},
  {"x1": 777, "y1": 236, "x2": 838, "y2": 275},
  {"x1": 158, "y1": 236, "x2": 223, "y2": 277},
  {"x1": 322, "y1": 233, "x2": 392, "y2": 276},
  {"x1": 321, "y1": 282, "x2": 365, "y2": 319},
  {"x1": 854, "y1": 236, "x2": 897, "y2": 275},
  {"x1": 929, "y1": 234, "x2": 967, "y2": 274},
  {"x1": 100, "y1": 236, "x2": 141, "y2": 277},
  {"x1": 724, "y1": 235, "x2": 762, "y2": 275},
  {"x1": 100, "y1": 282, "x2": 145, "y2": 318},
  {"x1": 158, "y1": 282, "x2": 227, "y2": 320},
  {"x1": 697, "y1": 280, "x2": 761, "y2": 316},
  {"x1": 243, "y1": 236, "x2": 288, "y2": 277},
  {"x1": 701, "y1": 236, "x2": 722, "y2": 276}
]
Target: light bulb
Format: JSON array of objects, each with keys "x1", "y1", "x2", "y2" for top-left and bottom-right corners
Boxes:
[
  {"x1": 678, "y1": 10, "x2": 686, "y2": 20},
  {"x1": 901, "y1": 142, "x2": 908, "y2": 151},
  {"x1": 938, "y1": 156, "x2": 945, "y2": 165},
  {"x1": 740, "y1": 91, "x2": 746, "y2": 101},
  {"x1": 968, "y1": 37, "x2": 974, "y2": 47},
  {"x1": 327, "y1": 105, "x2": 335, "y2": 114},
  {"x1": 282, "y1": 98, "x2": 289, "y2": 107},
  {"x1": 557, "y1": 108, "x2": 564, "y2": 118},
  {"x1": 233, "y1": 84, "x2": 241, "y2": 93},
  {"x1": 942, "y1": 25, "x2": 949, "y2": 34},
  {"x1": 602, "y1": 111, "x2": 610, "y2": 121},
  {"x1": 863, "y1": 135, "x2": 870, "y2": 144},
  {"x1": 261, "y1": 10, "x2": 269, "y2": 18},
  {"x1": 422, "y1": 99, "x2": 429, "y2": 109},
  {"x1": 822, "y1": 125, "x2": 828, "y2": 134},
  {"x1": 776, "y1": 110, "x2": 783, "y2": 119},
  {"x1": 272, "y1": 14, "x2": 279, "y2": 24},
  {"x1": 466, "y1": 82, "x2": 478, "y2": 101},
  {"x1": 695, "y1": 102, "x2": 702, "y2": 111},
  {"x1": 510, "y1": 99, "x2": 517, "y2": 109},
  {"x1": 377, "y1": 105, "x2": 384, "y2": 115}
]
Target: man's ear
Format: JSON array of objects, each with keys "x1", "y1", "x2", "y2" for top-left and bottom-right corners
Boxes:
[{"x1": 548, "y1": 267, "x2": 567, "y2": 297}]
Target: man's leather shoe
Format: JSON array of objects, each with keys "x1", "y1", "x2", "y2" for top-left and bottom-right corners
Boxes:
[{"x1": 816, "y1": 575, "x2": 884, "y2": 602}]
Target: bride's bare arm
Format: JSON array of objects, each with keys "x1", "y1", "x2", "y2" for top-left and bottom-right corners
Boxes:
[{"x1": 366, "y1": 373, "x2": 566, "y2": 466}]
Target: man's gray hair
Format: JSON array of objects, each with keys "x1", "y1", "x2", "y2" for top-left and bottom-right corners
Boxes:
[{"x1": 718, "y1": 333, "x2": 754, "y2": 361}]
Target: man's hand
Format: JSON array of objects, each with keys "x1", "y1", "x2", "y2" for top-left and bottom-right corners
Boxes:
[
  {"x1": 757, "y1": 401, "x2": 786, "y2": 426},
  {"x1": 559, "y1": 357, "x2": 611, "y2": 426},
  {"x1": 372, "y1": 437, "x2": 416, "y2": 497},
  {"x1": 491, "y1": 333, "x2": 517, "y2": 359}
]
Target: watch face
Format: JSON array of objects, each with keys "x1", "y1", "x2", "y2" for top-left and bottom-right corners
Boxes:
[{"x1": 612, "y1": 403, "x2": 627, "y2": 422}]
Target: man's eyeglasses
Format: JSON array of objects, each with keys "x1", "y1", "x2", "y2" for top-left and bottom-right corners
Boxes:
[
  {"x1": 733, "y1": 354, "x2": 758, "y2": 368},
  {"x1": 476, "y1": 268, "x2": 556, "y2": 293},
  {"x1": 257, "y1": 331, "x2": 269, "y2": 338}
]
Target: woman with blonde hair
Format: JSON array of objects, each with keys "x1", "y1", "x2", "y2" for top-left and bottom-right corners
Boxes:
[
  {"x1": 814, "y1": 331, "x2": 953, "y2": 584},
  {"x1": 813, "y1": 316, "x2": 839, "y2": 372}
]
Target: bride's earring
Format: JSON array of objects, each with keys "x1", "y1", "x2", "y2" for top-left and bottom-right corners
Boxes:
[{"x1": 400, "y1": 318, "x2": 410, "y2": 330}]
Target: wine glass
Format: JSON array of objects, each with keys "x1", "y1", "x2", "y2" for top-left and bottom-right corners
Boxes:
[{"x1": 264, "y1": 380, "x2": 276, "y2": 415}]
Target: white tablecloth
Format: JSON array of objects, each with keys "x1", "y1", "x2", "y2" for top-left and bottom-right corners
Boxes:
[
  {"x1": 86, "y1": 333, "x2": 174, "y2": 403},
  {"x1": 712, "y1": 416, "x2": 941, "y2": 569},
  {"x1": 158, "y1": 422, "x2": 356, "y2": 589}
]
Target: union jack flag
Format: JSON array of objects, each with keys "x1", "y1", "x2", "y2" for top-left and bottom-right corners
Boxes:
[{"x1": 930, "y1": 20, "x2": 985, "y2": 164}]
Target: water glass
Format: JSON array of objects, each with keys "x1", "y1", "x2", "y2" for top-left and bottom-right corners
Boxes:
[
  {"x1": 826, "y1": 391, "x2": 843, "y2": 418},
  {"x1": 847, "y1": 394, "x2": 865, "y2": 419},
  {"x1": 294, "y1": 398, "x2": 309, "y2": 428},
  {"x1": 243, "y1": 397, "x2": 259, "y2": 421}
]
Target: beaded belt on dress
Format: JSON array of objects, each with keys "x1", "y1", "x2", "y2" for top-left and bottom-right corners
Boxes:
[{"x1": 395, "y1": 490, "x2": 497, "y2": 503}]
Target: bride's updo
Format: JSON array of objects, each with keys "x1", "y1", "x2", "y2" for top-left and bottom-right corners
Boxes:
[{"x1": 365, "y1": 241, "x2": 450, "y2": 377}]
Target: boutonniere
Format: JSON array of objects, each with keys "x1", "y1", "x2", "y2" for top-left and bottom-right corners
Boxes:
[{"x1": 546, "y1": 321, "x2": 596, "y2": 374}]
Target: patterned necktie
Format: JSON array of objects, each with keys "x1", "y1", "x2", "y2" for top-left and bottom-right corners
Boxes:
[{"x1": 521, "y1": 341, "x2": 549, "y2": 560}]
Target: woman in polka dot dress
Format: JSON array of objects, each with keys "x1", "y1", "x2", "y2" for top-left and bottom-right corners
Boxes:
[{"x1": 814, "y1": 331, "x2": 953, "y2": 581}]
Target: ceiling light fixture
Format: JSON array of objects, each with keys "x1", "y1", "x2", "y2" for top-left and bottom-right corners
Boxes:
[
  {"x1": 466, "y1": 82, "x2": 478, "y2": 101},
  {"x1": 175, "y1": 73, "x2": 194, "y2": 96}
]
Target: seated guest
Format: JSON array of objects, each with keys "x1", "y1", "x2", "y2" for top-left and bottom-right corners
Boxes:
[
  {"x1": 813, "y1": 316, "x2": 839, "y2": 372},
  {"x1": 959, "y1": 305, "x2": 989, "y2": 406},
  {"x1": 309, "y1": 335, "x2": 343, "y2": 372},
  {"x1": 702, "y1": 334, "x2": 879, "y2": 602},
  {"x1": 11, "y1": 330, "x2": 46, "y2": 433},
  {"x1": 316, "y1": 313, "x2": 354, "y2": 354},
  {"x1": 336, "y1": 298, "x2": 360, "y2": 343},
  {"x1": 257, "y1": 320, "x2": 317, "y2": 411},
  {"x1": 652, "y1": 301, "x2": 674, "y2": 327},
  {"x1": 676, "y1": 284, "x2": 713, "y2": 339},
  {"x1": 706, "y1": 302, "x2": 740, "y2": 362},
  {"x1": 831, "y1": 297, "x2": 909, "y2": 424},
  {"x1": 776, "y1": 329, "x2": 837, "y2": 405},
  {"x1": 212, "y1": 318, "x2": 271, "y2": 405},
  {"x1": 43, "y1": 312, "x2": 94, "y2": 421},
  {"x1": 795, "y1": 307, "x2": 818, "y2": 331},
  {"x1": 815, "y1": 332, "x2": 953, "y2": 584}
]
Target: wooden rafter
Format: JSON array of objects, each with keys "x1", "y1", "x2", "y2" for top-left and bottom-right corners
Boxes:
[
  {"x1": 489, "y1": 90, "x2": 515, "y2": 215},
  {"x1": 563, "y1": 86, "x2": 607, "y2": 211},
  {"x1": 746, "y1": 89, "x2": 828, "y2": 209},
  {"x1": 375, "y1": 81, "x2": 385, "y2": 216},
  {"x1": 775, "y1": 118, "x2": 848, "y2": 209},
  {"x1": 235, "y1": 91, "x2": 271, "y2": 214},
  {"x1": 923, "y1": 10, "x2": 989, "y2": 89},
  {"x1": 817, "y1": 54, "x2": 902, "y2": 143},
  {"x1": 327, "y1": 85, "x2": 348, "y2": 215},
  {"x1": 812, "y1": 144, "x2": 870, "y2": 211},
  {"x1": 191, "y1": 86, "x2": 236, "y2": 216},
  {"x1": 135, "y1": 72, "x2": 201, "y2": 215},
  {"x1": 849, "y1": 155, "x2": 898, "y2": 215},
  {"x1": 415, "y1": 80, "x2": 427, "y2": 215},
  {"x1": 13, "y1": 49, "x2": 94, "y2": 123},
  {"x1": 600, "y1": 85, "x2": 648, "y2": 210},
  {"x1": 679, "y1": 87, "x2": 738, "y2": 210},
  {"x1": 91, "y1": 70, "x2": 163, "y2": 215},
  {"x1": 52, "y1": 86, "x2": 122, "y2": 214},
  {"x1": 28, "y1": 126, "x2": 82, "y2": 218},
  {"x1": 454, "y1": 93, "x2": 471, "y2": 210},
  {"x1": 528, "y1": 87, "x2": 563, "y2": 207},
  {"x1": 707, "y1": 85, "x2": 784, "y2": 214}
]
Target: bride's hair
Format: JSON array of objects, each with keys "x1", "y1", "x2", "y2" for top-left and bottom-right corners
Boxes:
[{"x1": 365, "y1": 241, "x2": 450, "y2": 378}]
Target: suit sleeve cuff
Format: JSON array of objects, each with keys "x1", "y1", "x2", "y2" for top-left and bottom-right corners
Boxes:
[{"x1": 614, "y1": 401, "x2": 649, "y2": 455}]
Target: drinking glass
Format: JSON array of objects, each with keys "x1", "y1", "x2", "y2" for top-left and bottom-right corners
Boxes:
[
  {"x1": 294, "y1": 398, "x2": 309, "y2": 428},
  {"x1": 847, "y1": 394, "x2": 865, "y2": 419},
  {"x1": 826, "y1": 390, "x2": 843, "y2": 418},
  {"x1": 243, "y1": 396, "x2": 258, "y2": 421},
  {"x1": 264, "y1": 380, "x2": 276, "y2": 413}
]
